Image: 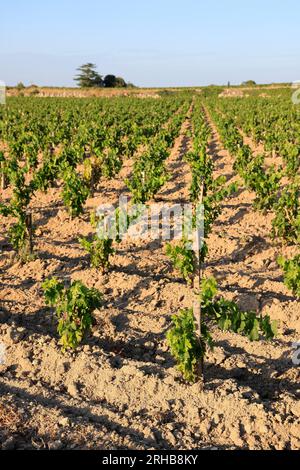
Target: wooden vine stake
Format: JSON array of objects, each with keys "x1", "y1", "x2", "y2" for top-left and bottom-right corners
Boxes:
[
  {"x1": 193, "y1": 179, "x2": 205, "y2": 385},
  {"x1": 1, "y1": 161, "x2": 8, "y2": 190},
  {"x1": 25, "y1": 211, "x2": 33, "y2": 256}
]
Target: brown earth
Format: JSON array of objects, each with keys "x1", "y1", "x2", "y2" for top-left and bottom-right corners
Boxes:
[
  {"x1": 6, "y1": 87, "x2": 162, "y2": 99},
  {"x1": 0, "y1": 108, "x2": 299, "y2": 450},
  {"x1": 6, "y1": 84, "x2": 291, "y2": 99},
  {"x1": 219, "y1": 89, "x2": 246, "y2": 98}
]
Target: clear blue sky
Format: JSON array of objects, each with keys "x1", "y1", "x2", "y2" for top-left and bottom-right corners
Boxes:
[{"x1": 1, "y1": 0, "x2": 299, "y2": 87}]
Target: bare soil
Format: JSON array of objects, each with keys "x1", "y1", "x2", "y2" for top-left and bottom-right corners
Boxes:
[{"x1": 0, "y1": 110, "x2": 299, "y2": 450}]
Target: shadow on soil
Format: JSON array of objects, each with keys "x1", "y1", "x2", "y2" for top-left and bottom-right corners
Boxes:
[{"x1": 0, "y1": 382, "x2": 172, "y2": 450}]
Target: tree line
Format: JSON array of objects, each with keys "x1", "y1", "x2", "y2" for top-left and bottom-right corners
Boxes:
[{"x1": 74, "y1": 63, "x2": 134, "y2": 88}]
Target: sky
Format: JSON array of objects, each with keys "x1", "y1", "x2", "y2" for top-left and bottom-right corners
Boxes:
[{"x1": 0, "y1": 0, "x2": 299, "y2": 87}]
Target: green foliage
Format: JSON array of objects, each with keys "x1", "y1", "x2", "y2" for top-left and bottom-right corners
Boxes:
[
  {"x1": 272, "y1": 182, "x2": 300, "y2": 243},
  {"x1": 61, "y1": 166, "x2": 90, "y2": 218},
  {"x1": 166, "y1": 100, "x2": 276, "y2": 384},
  {"x1": 206, "y1": 96, "x2": 299, "y2": 246},
  {"x1": 79, "y1": 210, "x2": 116, "y2": 272},
  {"x1": 103, "y1": 75, "x2": 127, "y2": 88},
  {"x1": 278, "y1": 255, "x2": 300, "y2": 298},
  {"x1": 0, "y1": 158, "x2": 35, "y2": 260},
  {"x1": 16, "y1": 82, "x2": 25, "y2": 90},
  {"x1": 126, "y1": 144, "x2": 169, "y2": 204},
  {"x1": 210, "y1": 298, "x2": 277, "y2": 341},
  {"x1": 233, "y1": 149, "x2": 279, "y2": 212},
  {"x1": 203, "y1": 180, "x2": 238, "y2": 235},
  {"x1": 83, "y1": 156, "x2": 102, "y2": 192},
  {"x1": 125, "y1": 110, "x2": 187, "y2": 203},
  {"x1": 282, "y1": 142, "x2": 300, "y2": 178},
  {"x1": 167, "y1": 277, "x2": 277, "y2": 383},
  {"x1": 42, "y1": 278, "x2": 102, "y2": 350},
  {"x1": 33, "y1": 161, "x2": 58, "y2": 192},
  {"x1": 80, "y1": 207, "x2": 138, "y2": 272},
  {"x1": 101, "y1": 149, "x2": 123, "y2": 179},
  {"x1": 188, "y1": 151, "x2": 213, "y2": 203},
  {"x1": 242, "y1": 80, "x2": 257, "y2": 86},
  {"x1": 74, "y1": 63, "x2": 103, "y2": 88},
  {"x1": 200, "y1": 277, "x2": 277, "y2": 341},
  {"x1": 0, "y1": 93, "x2": 189, "y2": 264},
  {"x1": 243, "y1": 156, "x2": 282, "y2": 211},
  {"x1": 166, "y1": 239, "x2": 195, "y2": 284},
  {"x1": 184, "y1": 110, "x2": 238, "y2": 235},
  {"x1": 79, "y1": 236, "x2": 114, "y2": 272},
  {"x1": 8, "y1": 216, "x2": 34, "y2": 262},
  {"x1": 167, "y1": 308, "x2": 203, "y2": 383}
]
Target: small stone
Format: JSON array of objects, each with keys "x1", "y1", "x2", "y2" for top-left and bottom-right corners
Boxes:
[
  {"x1": 291, "y1": 403, "x2": 300, "y2": 418},
  {"x1": 230, "y1": 428, "x2": 243, "y2": 447},
  {"x1": 236, "y1": 361, "x2": 246, "y2": 368},
  {"x1": 213, "y1": 414, "x2": 221, "y2": 425},
  {"x1": 67, "y1": 381, "x2": 79, "y2": 397},
  {"x1": 165, "y1": 431, "x2": 177, "y2": 446},
  {"x1": 58, "y1": 417, "x2": 70, "y2": 427},
  {"x1": 244, "y1": 423, "x2": 252, "y2": 434}
]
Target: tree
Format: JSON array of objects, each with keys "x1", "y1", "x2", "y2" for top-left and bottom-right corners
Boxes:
[
  {"x1": 17, "y1": 82, "x2": 25, "y2": 90},
  {"x1": 103, "y1": 74, "x2": 117, "y2": 88},
  {"x1": 115, "y1": 77, "x2": 127, "y2": 88},
  {"x1": 74, "y1": 63, "x2": 103, "y2": 88},
  {"x1": 104, "y1": 75, "x2": 127, "y2": 88},
  {"x1": 242, "y1": 80, "x2": 257, "y2": 87}
]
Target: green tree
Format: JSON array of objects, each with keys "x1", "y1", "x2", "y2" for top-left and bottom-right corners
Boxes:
[
  {"x1": 74, "y1": 63, "x2": 103, "y2": 88},
  {"x1": 115, "y1": 76, "x2": 127, "y2": 87},
  {"x1": 16, "y1": 82, "x2": 25, "y2": 90},
  {"x1": 242, "y1": 80, "x2": 257, "y2": 86},
  {"x1": 104, "y1": 75, "x2": 127, "y2": 88},
  {"x1": 104, "y1": 74, "x2": 117, "y2": 87}
]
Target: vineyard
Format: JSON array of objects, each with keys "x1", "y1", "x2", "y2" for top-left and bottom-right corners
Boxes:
[{"x1": 0, "y1": 88, "x2": 299, "y2": 450}]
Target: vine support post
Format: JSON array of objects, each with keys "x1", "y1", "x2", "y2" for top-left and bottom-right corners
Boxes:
[
  {"x1": 1, "y1": 162, "x2": 8, "y2": 190},
  {"x1": 193, "y1": 179, "x2": 205, "y2": 385},
  {"x1": 25, "y1": 211, "x2": 33, "y2": 255}
]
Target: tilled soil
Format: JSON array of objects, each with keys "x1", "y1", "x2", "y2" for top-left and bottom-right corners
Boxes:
[{"x1": 0, "y1": 109, "x2": 299, "y2": 450}]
